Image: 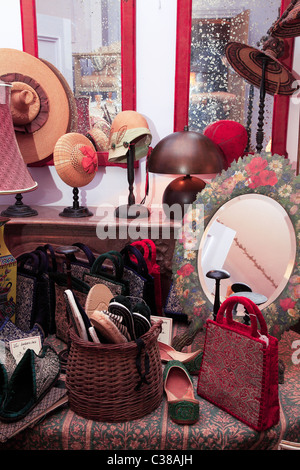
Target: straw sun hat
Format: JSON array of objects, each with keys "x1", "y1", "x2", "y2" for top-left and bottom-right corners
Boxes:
[
  {"x1": 54, "y1": 133, "x2": 98, "y2": 188},
  {"x1": 0, "y1": 48, "x2": 77, "y2": 164}
]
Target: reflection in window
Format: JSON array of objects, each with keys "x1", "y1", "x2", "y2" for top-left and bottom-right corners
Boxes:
[
  {"x1": 36, "y1": 0, "x2": 121, "y2": 132},
  {"x1": 188, "y1": 1, "x2": 281, "y2": 151}
]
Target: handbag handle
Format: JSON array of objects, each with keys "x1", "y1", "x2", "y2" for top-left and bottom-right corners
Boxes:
[
  {"x1": 141, "y1": 239, "x2": 157, "y2": 264},
  {"x1": 216, "y1": 295, "x2": 268, "y2": 338},
  {"x1": 36, "y1": 244, "x2": 58, "y2": 272},
  {"x1": 130, "y1": 241, "x2": 151, "y2": 269},
  {"x1": 121, "y1": 244, "x2": 149, "y2": 277},
  {"x1": 70, "y1": 242, "x2": 96, "y2": 266},
  {"x1": 90, "y1": 251, "x2": 124, "y2": 280},
  {"x1": 17, "y1": 251, "x2": 45, "y2": 276}
]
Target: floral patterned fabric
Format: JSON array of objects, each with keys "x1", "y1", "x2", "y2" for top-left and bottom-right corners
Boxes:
[{"x1": 0, "y1": 326, "x2": 299, "y2": 451}]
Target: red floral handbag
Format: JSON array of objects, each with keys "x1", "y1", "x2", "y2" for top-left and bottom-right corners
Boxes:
[{"x1": 197, "y1": 295, "x2": 280, "y2": 432}]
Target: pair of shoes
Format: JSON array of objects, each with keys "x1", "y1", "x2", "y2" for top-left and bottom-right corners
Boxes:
[
  {"x1": 0, "y1": 345, "x2": 60, "y2": 422},
  {"x1": 0, "y1": 317, "x2": 44, "y2": 349},
  {"x1": 108, "y1": 295, "x2": 151, "y2": 341},
  {"x1": 163, "y1": 360, "x2": 199, "y2": 425},
  {"x1": 158, "y1": 342, "x2": 203, "y2": 375}
]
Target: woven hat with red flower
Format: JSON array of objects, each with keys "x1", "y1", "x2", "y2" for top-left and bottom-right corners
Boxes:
[{"x1": 54, "y1": 133, "x2": 98, "y2": 188}]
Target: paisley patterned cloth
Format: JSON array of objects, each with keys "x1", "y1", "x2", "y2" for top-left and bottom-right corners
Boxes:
[{"x1": 0, "y1": 326, "x2": 299, "y2": 450}]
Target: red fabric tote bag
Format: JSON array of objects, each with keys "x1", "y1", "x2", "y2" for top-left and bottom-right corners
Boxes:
[{"x1": 197, "y1": 295, "x2": 279, "y2": 432}]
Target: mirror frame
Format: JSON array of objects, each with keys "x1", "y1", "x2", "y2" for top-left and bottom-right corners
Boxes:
[
  {"x1": 174, "y1": 0, "x2": 295, "y2": 157},
  {"x1": 20, "y1": 0, "x2": 136, "y2": 110},
  {"x1": 172, "y1": 152, "x2": 300, "y2": 340}
]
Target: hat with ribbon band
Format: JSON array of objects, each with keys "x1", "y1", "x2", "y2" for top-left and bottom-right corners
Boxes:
[{"x1": 108, "y1": 110, "x2": 152, "y2": 163}]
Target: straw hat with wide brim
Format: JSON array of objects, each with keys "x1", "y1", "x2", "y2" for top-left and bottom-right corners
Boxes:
[
  {"x1": 54, "y1": 133, "x2": 98, "y2": 188},
  {"x1": 225, "y1": 39, "x2": 298, "y2": 96},
  {"x1": 0, "y1": 48, "x2": 76, "y2": 164},
  {"x1": 269, "y1": 0, "x2": 300, "y2": 38}
]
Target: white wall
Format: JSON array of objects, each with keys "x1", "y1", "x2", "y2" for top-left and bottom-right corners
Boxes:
[
  {"x1": 0, "y1": 0, "x2": 22, "y2": 50},
  {"x1": 0, "y1": 1, "x2": 299, "y2": 210}
]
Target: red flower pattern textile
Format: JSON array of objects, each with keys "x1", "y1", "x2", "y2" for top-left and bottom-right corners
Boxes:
[
  {"x1": 176, "y1": 263, "x2": 194, "y2": 277},
  {"x1": 197, "y1": 321, "x2": 279, "y2": 431},
  {"x1": 280, "y1": 297, "x2": 296, "y2": 311},
  {"x1": 245, "y1": 156, "x2": 268, "y2": 174}
]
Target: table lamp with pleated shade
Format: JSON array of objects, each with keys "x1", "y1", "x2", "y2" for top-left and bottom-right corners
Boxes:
[{"x1": 0, "y1": 81, "x2": 38, "y2": 217}]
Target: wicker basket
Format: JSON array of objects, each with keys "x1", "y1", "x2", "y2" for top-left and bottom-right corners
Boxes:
[{"x1": 66, "y1": 320, "x2": 163, "y2": 422}]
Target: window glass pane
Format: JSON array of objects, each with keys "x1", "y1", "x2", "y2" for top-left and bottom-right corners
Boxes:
[
  {"x1": 189, "y1": 0, "x2": 281, "y2": 152},
  {"x1": 35, "y1": 0, "x2": 121, "y2": 131}
]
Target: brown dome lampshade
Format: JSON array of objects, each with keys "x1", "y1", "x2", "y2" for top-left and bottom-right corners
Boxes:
[{"x1": 148, "y1": 128, "x2": 226, "y2": 219}]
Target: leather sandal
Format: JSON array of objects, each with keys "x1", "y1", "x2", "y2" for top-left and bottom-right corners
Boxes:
[
  {"x1": 158, "y1": 342, "x2": 203, "y2": 375},
  {"x1": 163, "y1": 360, "x2": 199, "y2": 425}
]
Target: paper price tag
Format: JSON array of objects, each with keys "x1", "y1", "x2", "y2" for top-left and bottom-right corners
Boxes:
[
  {"x1": 151, "y1": 315, "x2": 173, "y2": 345},
  {"x1": 9, "y1": 336, "x2": 42, "y2": 364}
]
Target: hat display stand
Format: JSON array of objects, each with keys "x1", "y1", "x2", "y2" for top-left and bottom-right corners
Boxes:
[
  {"x1": 255, "y1": 52, "x2": 268, "y2": 153},
  {"x1": 59, "y1": 187, "x2": 93, "y2": 218},
  {"x1": 225, "y1": 35, "x2": 298, "y2": 152},
  {"x1": 114, "y1": 143, "x2": 150, "y2": 219},
  {"x1": 53, "y1": 133, "x2": 98, "y2": 218},
  {"x1": 0, "y1": 81, "x2": 38, "y2": 218}
]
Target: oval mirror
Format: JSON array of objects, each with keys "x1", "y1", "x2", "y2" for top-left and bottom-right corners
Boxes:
[
  {"x1": 172, "y1": 152, "x2": 300, "y2": 341},
  {"x1": 198, "y1": 194, "x2": 297, "y2": 309}
]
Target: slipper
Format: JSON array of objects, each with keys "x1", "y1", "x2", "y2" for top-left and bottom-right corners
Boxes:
[
  {"x1": 132, "y1": 312, "x2": 151, "y2": 338},
  {"x1": 85, "y1": 284, "x2": 114, "y2": 318},
  {"x1": 108, "y1": 295, "x2": 136, "y2": 340},
  {"x1": 163, "y1": 360, "x2": 199, "y2": 425},
  {"x1": 90, "y1": 310, "x2": 128, "y2": 344},
  {"x1": 64, "y1": 290, "x2": 100, "y2": 343},
  {"x1": 158, "y1": 342, "x2": 203, "y2": 375},
  {"x1": 0, "y1": 345, "x2": 60, "y2": 423}
]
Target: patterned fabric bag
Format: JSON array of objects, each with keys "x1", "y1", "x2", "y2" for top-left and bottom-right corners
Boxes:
[
  {"x1": 50, "y1": 272, "x2": 90, "y2": 343},
  {"x1": 163, "y1": 282, "x2": 186, "y2": 319},
  {"x1": 62, "y1": 242, "x2": 96, "y2": 280},
  {"x1": 83, "y1": 251, "x2": 129, "y2": 296},
  {"x1": 197, "y1": 295, "x2": 279, "y2": 432},
  {"x1": 16, "y1": 251, "x2": 53, "y2": 336},
  {"x1": 121, "y1": 244, "x2": 157, "y2": 315}
]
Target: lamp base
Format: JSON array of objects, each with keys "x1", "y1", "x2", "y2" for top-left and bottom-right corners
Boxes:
[
  {"x1": 115, "y1": 204, "x2": 150, "y2": 219},
  {"x1": 59, "y1": 205, "x2": 93, "y2": 218},
  {"x1": 1, "y1": 194, "x2": 38, "y2": 217},
  {"x1": 162, "y1": 175, "x2": 206, "y2": 219}
]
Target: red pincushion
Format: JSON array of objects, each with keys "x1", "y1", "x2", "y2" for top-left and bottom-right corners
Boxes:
[{"x1": 203, "y1": 120, "x2": 248, "y2": 165}]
